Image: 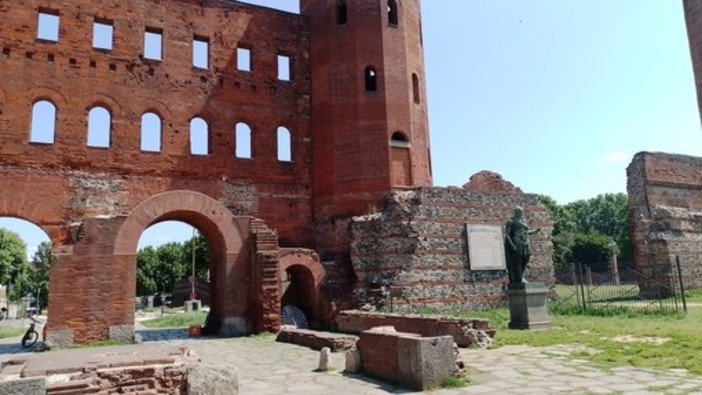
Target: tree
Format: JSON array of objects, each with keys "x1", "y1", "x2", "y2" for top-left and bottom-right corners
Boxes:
[
  {"x1": 182, "y1": 234, "x2": 210, "y2": 280},
  {"x1": 28, "y1": 241, "x2": 52, "y2": 311},
  {"x1": 0, "y1": 228, "x2": 30, "y2": 302}
]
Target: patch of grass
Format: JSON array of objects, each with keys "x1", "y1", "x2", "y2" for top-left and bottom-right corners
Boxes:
[
  {"x1": 140, "y1": 311, "x2": 207, "y2": 328},
  {"x1": 72, "y1": 339, "x2": 126, "y2": 348},
  {"x1": 685, "y1": 289, "x2": 702, "y2": 302},
  {"x1": 441, "y1": 375, "x2": 471, "y2": 389},
  {"x1": 0, "y1": 327, "x2": 25, "y2": 339}
]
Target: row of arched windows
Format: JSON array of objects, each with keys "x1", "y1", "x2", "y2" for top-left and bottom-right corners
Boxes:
[
  {"x1": 28, "y1": 100, "x2": 293, "y2": 161},
  {"x1": 336, "y1": 0, "x2": 399, "y2": 26}
]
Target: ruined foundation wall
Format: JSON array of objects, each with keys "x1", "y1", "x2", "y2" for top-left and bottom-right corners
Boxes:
[
  {"x1": 350, "y1": 173, "x2": 554, "y2": 311},
  {"x1": 627, "y1": 152, "x2": 702, "y2": 292}
]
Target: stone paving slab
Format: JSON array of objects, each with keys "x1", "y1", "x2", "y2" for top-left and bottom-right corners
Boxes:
[{"x1": 2, "y1": 332, "x2": 702, "y2": 394}]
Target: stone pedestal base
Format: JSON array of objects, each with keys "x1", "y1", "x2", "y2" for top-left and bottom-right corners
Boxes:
[
  {"x1": 184, "y1": 300, "x2": 202, "y2": 313},
  {"x1": 507, "y1": 282, "x2": 551, "y2": 330}
]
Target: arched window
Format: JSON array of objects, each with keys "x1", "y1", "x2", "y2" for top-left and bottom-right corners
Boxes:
[
  {"x1": 30, "y1": 100, "x2": 56, "y2": 144},
  {"x1": 277, "y1": 126, "x2": 292, "y2": 162},
  {"x1": 190, "y1": 117, "x2": 208, "y2": 156},
  {"x1": 388, "y1": 0, "x2": 399, "y2": 26},
  {"x1": 336, "y1": 0, "x2": 348, "y2": 25},
  {"x1": 140, "y1": 112, "x2": 161, "y2": 152},
  {"x1": 412, "y1": 73, "x2": 420, "y2": 104},
  {"x1": 235, "y1": 122, "x2": 252, "y2": 159},
  {"x1": 391, "y1": 131, "x2": 409, "y2": 144},
  {"x1": 365, "y1": 66, "x2": 378, "y2": 92},
  {"x1": 87, "y1": 106, "x2": 110, "y2": 148}
]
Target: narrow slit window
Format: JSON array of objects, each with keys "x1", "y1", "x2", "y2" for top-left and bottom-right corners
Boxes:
[
  {"x1": 37, "y1": 11, "x2": 60, "y2": 42},
  {"x1": 140, "y1": 112, "x2": 161, "y2": 152},
  {"x1": 87, "y1": 106, "x2": 111, "y2": 148},
  {"x1": 30, "y1": 100, "x2": 57, "y2": 144},
  {"x1": 278, "y1": 55, "x2": 291, "y2": 81},
  {"x1": 193, "y1": 36, "x2": 209, "y2": 69},
  {"x1": 412, "y1": 73, "x2": 420, "y2": 104},
  {"x1": 235, "y1": 122, "x2": 252, "y2": 159},
  {"x1": 144, "y1": 28, "x2": 163, "y2": 61},
  {"x1": 190, "y1": 117, "x2": 208, "y2": 156},
  {"x1": 93, "y1": 20, "x2": 114, "y2": 51},
  {"x1": 336, "y1": 0, "x2": 348, "y2": 25},
  {"x1": 388, "y1": 0, "x2": 399, "y2": 26},
  {"x1": 277, "y1": 126, "x2": 292, "y2": 162},
  {"x1": 237, "y1": 47, "x2": 251, "y2": 72},
  {"x1": 365, "y1": 66, "x2": 378, "y2": 92}
]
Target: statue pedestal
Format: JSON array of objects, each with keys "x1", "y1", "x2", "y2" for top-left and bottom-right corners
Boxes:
[{"x1": 507, "y1": 282, "x2": 551, "y2": 330}]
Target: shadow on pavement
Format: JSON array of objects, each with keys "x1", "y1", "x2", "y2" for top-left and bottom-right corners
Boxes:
[{"x1": 136, "y1": 328, "x2": 190, "y2": 342}]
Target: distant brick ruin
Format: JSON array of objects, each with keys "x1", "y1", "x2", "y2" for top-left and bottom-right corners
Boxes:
[
  {"x1": 0, "y1": 0, "x2": 552, "y2": 345},
  {"x1": 625, "y1": 1, "x2": 702, "y2": 294}
]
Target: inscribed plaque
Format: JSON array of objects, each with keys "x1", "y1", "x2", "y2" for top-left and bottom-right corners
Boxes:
[{"x1": 465, "y1": 224, "x2": 506, "y2": 270}]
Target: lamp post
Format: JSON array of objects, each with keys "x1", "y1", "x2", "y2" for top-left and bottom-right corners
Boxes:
[{"x1": 190, "y1": 228, "x2": 197, "y2": 301}]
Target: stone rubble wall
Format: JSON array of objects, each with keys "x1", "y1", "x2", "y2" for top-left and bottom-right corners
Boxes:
[
  {"x1": 350, "y1": 174, "x2": 554, "y2": 311},
  {"x1": 627, "y1": 152, "x2": 702, "y2": 293}
]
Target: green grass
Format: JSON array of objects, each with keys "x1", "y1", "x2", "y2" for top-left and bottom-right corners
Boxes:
[
  {"x1": 139, "y1": 311, "x2": 207, "y2": 328},
  {"x1": 440, "y1": 375, "x2": 471, "y2": 389},
  {"x1": 440, "y1": 307, "x2": 702, "y2": 375},
  {"x1": 0, "y1": 327, "x2": 25, "y2": 339}
]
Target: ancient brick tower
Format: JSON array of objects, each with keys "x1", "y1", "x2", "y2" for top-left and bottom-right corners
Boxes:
[{"x1": 302, "y1": 0, "x2": 433, "y2": 222}]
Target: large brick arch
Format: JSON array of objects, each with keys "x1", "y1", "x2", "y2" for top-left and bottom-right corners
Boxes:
[
  {"x1": 113, "y1": 190, "x2": 250, "y2": 335},
  {"x1": 0, "y1": 187, "x2": 66, "y2": 245}
]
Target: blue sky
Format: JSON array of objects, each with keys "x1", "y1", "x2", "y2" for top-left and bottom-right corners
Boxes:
[{"x1": 2, "y1": 0, "x2": 700, "y2": 254}]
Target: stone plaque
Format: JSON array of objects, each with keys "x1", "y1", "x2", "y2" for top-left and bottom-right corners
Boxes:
[{"x1": 465, "y1": 224, "x2": 506, "y2": 270}]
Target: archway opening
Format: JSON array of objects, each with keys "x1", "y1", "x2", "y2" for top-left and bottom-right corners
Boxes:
[
  {"x1": 280, "y1": 265, "x2": 316, "y2": 329},
  {"x1": 0, "y1": 217, "x2": 51, "y2": 320},
  {"x1": 135, "y1": 220, "x2": 213, "y2": 336}
]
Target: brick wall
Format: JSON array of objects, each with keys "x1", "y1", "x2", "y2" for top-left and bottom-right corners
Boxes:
[
  {"x1": 627, "y1": 152, "x2": 702, "y2": 293},
  {"x1": 349, "y1": 172, "x2": 554, "y2": 311}
]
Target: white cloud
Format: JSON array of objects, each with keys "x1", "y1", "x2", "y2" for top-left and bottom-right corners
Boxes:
[{"x1": 598, "y1": 150, "x2": 629, "y2": 164}]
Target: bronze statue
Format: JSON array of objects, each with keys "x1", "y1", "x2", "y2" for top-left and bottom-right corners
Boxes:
[{"x1": 504, "y1": 206, "x2": 539, "y2": 284}]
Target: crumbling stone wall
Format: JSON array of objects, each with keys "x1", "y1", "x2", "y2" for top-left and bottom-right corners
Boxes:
[
  {"x1": 627, "y1": 152, "x2": 702, "y2": 293},
  {"x1": 350, "y1": 172, "x2": 554, "y2": 311}
]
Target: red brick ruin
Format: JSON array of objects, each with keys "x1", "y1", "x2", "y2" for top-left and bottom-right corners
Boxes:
[{"x1": 0, "y1": 0, "x2": 434, "y2": 345}]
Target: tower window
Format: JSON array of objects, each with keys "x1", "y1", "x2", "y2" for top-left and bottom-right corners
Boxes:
[
  {"x1": 336, "y1": 0, "x2": 348, "y2": 25},
  {"x1": 237, "y1": 47, "x2": 251, "y2": 72},
  {"x1": 190, "y1": 117, "x2": 208, "y2": 156},
  {"x1": 87, "y1": 106, "x2": 111, "y2": 148},
  {"x1": 93, "y1": 19, "x2": 113, "y2": 51},
  {"x1": 37, "y1": 11, "x2": 60, "y2": 42},
  {"x1": 388, "y1": 0, "x2": 399, "y2": 26},
  {"x1": 365, "y1": 66, "x2": 378, "y2": 92},
  {"x1": 412, "y1": 73, "x2": 420, "y2": 104},
  {"x1": 144, "y1": 28, "x2": 162, "y2": 61},
  {"x1": 235, "y1": 122, "x2": 252, "y2": 159},
  {"x1": 140, "y1": 112, "x2": 161, "y2": 152},
  {"x1": 30, "y1": 100, "x2": 57, "y2": 144},
  {"x1": 278, "y1": 55, "x2": 291, "y2": 81},
  {"x1": 277, "y1": 126, "x2": 292, "y2": 162},
  {"x1": 193, "y1": 36, "x2": 209, "y2": 69}
]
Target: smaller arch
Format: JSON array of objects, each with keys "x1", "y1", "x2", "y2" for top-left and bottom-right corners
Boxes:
[
  {"x1": 279, "y1": 249, "x2": 324, "y2": 327},
  {"x1": 87, "y1": 106, "x2": 111, "y2": 148},
  {"x1": 235, "y1": 122, "x2": 252, "y2": 159},
  {"x1": 276, "y1": 126, "x2": 292, "y2": 162},
  {"x1": 140, "y1": 112, "x2": 161, "y2": 152},
  {"x1": 412, "y1": 73, "x2": 420, "y2": 104},
  {"x1": 30, "y1": 100, "x2": 57, "y2": 144},
  {"x1": 336, "y1": 0, "x2": 348, "y2": 25},
  {"x1": 388, "y1": 0, "x2": 399, "y2": 26},
  {"x1": 364, "y1": 66, "x2": 378, "y2": 92},
  {"x1": 190, "y1": 117, "x2": 209, "y2": 156}
]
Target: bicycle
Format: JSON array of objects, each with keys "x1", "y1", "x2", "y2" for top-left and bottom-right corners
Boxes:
[{"x1": 21, "y1": 317, "x2": 40, "y2": 348}]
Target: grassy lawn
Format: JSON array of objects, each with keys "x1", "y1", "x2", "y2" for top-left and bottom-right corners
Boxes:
[
  {"x1": 457, "y1": 307, "x2": 702, "y2": 374},
  {"x1": 139, "y1": 311, "x2": 207, "y2": 328},
  {"x1": 0, "y1": 327, "x2": 25, "y2": 339}
]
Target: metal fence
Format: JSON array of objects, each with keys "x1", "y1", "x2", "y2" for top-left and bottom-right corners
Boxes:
[{"x1": 547, "y1": 258, "x2": 687, "y2": 314}]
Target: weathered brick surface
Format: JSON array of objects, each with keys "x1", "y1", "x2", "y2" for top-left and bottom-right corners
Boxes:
[
  {"x1": 350, "y1": 172, "x2": 554, "y2": 311},
  {"x1": 684, "y1": 0, "x2": 702, "y2": 122},
  {"x1": 627, "y1": 152, "x2": 702, "y2": 293}
]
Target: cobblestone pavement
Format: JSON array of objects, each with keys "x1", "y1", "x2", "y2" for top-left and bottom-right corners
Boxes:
[{"x1": 2, "y1": 326, "x2": 702, "y2": 394}]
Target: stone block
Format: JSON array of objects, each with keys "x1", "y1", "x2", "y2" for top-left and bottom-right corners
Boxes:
[
  {"x1": 397, "y1": 335, "x2": 456, "y2": 391},
  {"x1": 187, "y1": 364, "x2": 238, "y2": 395},
  {"x1": 109, "y1": 325, "x2": 135, "y2": 344},
  {"x1": 45, "y1": 329, "x2": 74, "y2": 349},
  {"x1": 507, "y1": 282, "x2": 551, "y2": 330}
]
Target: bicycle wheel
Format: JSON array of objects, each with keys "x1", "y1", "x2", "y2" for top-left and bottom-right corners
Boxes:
[{"x1": 21, "y1": 330, "x2": 39, "y2": 347}]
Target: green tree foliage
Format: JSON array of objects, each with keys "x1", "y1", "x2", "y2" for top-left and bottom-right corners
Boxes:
[
  {"x1": 28, "y1": 241, "x2": 52, "y2": 310},
  {"x1": 0, "y1": 228, "x2": 30, "y2": 301},
  {"x1": 136, "y1": 234, "x2": 210, "y2": 296},
  {"x1": 540, "y1": 193, "x2": 632, "y2": 271}
]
